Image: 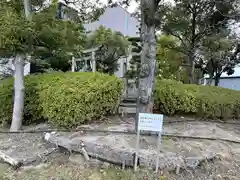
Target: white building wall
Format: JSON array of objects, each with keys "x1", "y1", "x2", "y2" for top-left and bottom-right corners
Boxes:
[
  {"x1": 0, "y1": 58, "x2": 30, "y2": 77},
  {"x1": 114, "y1": 55, "x2": 132, "y2": 78},
  {"x1": 217, "y1": 78, "x2": 240, "y2": 90},
  {"x1": 84, "y1": 5, "x2": 139, "y2": 37},
  {"x1": 201, "y1": 66, "x2": 240, "y2": 90}
]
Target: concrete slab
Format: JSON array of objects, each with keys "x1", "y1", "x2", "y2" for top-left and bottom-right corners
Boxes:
[{"x1": 44, "y1": 118, "x2": 240, "y2": 171}]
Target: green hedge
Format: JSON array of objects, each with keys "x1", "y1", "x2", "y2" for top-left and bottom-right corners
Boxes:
[
  {"x1": 0, "y1": 74, "x2": 45, "y2": 126},
  {"x1": 0, "y1": 72, "x2": 123, "y2": 127},
  {"x1": 155, "y1": 79, "x2": 240, "y2": 119}
]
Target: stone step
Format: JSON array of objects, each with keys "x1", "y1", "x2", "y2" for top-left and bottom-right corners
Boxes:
[
  {"x1": 122, "y1": 97, "x2": 137, "y2": 103},
  {"x1": 118, "y1": 105, "x2": 136, "y2": 114},
  {"x1": 119, "y1": 103, "x2": 136, "y2": 107}
]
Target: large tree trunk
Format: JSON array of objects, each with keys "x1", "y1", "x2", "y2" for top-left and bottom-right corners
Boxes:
[
  {"x1": 135, "y1": 0, "x2": 157, "y2": 132},
  {"x1": 188, "y1": 7, "x2": 197, "y2": 84},
  {"x1": 138, "y1": 0, "x2": 157, "y2": 114},
  {"x1": 188, "y1": 58, "x2": 195, "y2": 84},
  {"x1": 10, "y1": 54, "x2": 25, "y2": 131}
]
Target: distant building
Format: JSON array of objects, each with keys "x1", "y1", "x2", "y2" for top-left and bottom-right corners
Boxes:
[
  {"x1": 84, "y1": 5, "x2": 139, "y2": 78},
  {"x1": 83, "y1": 5, "x2": 139, "y2": 37},
  {"x1": 201, "y1": 66, "x2": 240, "y2": 90}
]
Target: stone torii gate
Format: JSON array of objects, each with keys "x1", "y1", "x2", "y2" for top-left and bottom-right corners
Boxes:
[{"x1": 71, "y1": 45, "x2": 103, "y2": 72}]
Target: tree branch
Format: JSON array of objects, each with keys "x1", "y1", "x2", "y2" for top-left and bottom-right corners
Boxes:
[
  {"x1": 164, "y1": 27, "x2": 188, "y2": 50},
  {"x1": 155, "y1": 0, "x2": 161, "y2": 6}
]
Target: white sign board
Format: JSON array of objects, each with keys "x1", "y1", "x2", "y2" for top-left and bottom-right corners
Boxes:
[
  {"x1": 134, "y1": 113, "x2": 164, "y2": 172},
  {"x1": 138, "y1": 113, "x2": 163, "y2": 132}
]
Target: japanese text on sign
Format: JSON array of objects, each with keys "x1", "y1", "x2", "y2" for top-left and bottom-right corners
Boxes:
[{"x1": 138, "y1": 113, "x2": 163, "y2": 132}]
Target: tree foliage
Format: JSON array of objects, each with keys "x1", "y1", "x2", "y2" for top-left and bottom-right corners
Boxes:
[
  {"x1": 199, "y1": 34, "x2": 240, "y2": 85},
  {"x1": 31, "y1": 5, "x2": 86, "y2": 72},
  {"x1": 57, "y1": 0, "x2": 106, "y2": 23},
  {"x1": 86, "y1": 25, "x2": 129, "y2": 74},
  {"x1": 156, "y1": 35, "x2": 185, "y2": 80},
  {"x1": 124, "y1": 37, "x2": 141, "y2": 79},
  {"x1": 0, "y1": 0, "x2": 88, "y2": 73},
  {"x1": 0, "y1": 1, "x2": 31, "y2": 55},
  {"x1": 159, "y1": 0, "x2": 240, "y2": 83},
  {"x1": 126, "y1": 34, "x2": 187, "y2": 81}
]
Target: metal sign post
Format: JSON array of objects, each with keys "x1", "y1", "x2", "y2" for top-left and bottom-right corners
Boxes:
[
  {"x1": 134, "y1": 128, "x2": 140, "y2": 171},
  {"x1": 155, "y1": 130, "x2": 162, "y2": 172},
  {"x1": 134, "y1": 113, "x2": 163, "y2": 172},
  {"x1": 135, "y1": 55, "x2": 141, "y2": 133},
  {"x1": 135, "y1": 76, "x2": 141, "y2": 132}
]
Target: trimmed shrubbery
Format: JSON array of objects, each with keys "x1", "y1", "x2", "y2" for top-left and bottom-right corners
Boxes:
[
  {"x1": 155, "y1": 79, "x2": 240, "y2": 119},
  {"x1": 0, "y1": 74, "x2": 45, "y2": 126},
  {"x1": 2, "y1": 73, "x2": 240, "y2": 127},
  {"x1": 0, "y1": 72, "x2": 123, "y2": 127}
]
